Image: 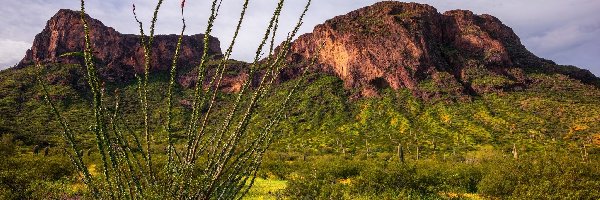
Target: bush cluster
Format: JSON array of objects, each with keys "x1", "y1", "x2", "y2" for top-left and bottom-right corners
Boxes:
[{"x1": 282, "y1": 151, "x2": 600, "y2": 199}]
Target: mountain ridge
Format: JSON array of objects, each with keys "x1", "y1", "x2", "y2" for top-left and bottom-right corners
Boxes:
[
  {"x1": 282, "y1": 1, "x2": 599, "y2": 99},
  {"x1": 10, "y1": 3, "x2": 600, "y2": 99}
]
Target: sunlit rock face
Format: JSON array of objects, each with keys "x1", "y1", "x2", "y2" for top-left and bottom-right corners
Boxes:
[
  {"x1": 283, "y1": 2, "x2": 598, "y2": 99},
  {"x1": 17, "y1": 9, "x2": 222, "y2": 82}
]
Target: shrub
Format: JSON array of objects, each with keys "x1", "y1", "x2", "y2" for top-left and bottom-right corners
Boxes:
[
  {"x1": 478, "y1": 152, "x2": 600, "y2": 199},
  {"x1": 0, "y1": 154, "x2": 75, "y2": 199}
]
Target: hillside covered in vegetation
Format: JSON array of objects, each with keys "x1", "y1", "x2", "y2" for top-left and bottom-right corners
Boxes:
[{"x1": 1, "y1": 2, "x2": 600, "y2": 199}]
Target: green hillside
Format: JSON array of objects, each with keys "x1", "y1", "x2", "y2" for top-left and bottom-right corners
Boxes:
[{"x1": 1, "y1": 63, "x2": 600, "y2": 199}]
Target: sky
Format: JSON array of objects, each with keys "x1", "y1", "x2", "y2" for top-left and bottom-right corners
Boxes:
[{"x1": 1, "y1": 0, "x2": 599, "y2": 76}]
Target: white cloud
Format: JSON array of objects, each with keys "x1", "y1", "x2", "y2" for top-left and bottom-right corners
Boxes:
[
  {"x1": 528, "y1": 22, "x2": 600, "y2": 54},
  {"x1": 0, "y1": 39, "x2": 30, "y2": 69}
]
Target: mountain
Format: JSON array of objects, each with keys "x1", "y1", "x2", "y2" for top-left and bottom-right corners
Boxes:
[
  {"x1": 2, "y1": 1, "x2": 598, "y2": 146},
  {"x1": 11, "y1": 4, "x2": 599, "y2": 98},
  {"x1": 2, "y1": 0, "x2": 599, "y2": 152},
  {"x1": 284, "y1": 2, "x2": 599, "y2": 99},
  {"x1": 1, "y1": 2, "x2": 600, "y2": 199},
  {"x1": 16, "y1": 9, "x2": 222, "y2": 82}
]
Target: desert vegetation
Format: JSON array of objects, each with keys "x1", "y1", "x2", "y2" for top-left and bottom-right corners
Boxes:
[
  {"x1": 2, "y1": 70, "x2": 600, "y2": 199},
  {"x1": 8, "y1": 0, "x2": 317, "y2": 199},
  {"x1": 1, "y1": 1, "x2": 600, "y2": 200}
]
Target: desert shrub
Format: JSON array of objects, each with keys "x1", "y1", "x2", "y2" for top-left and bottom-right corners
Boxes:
[
  {"x1": 284, "y1": 156, "x2": 485, "y2": 199},
  {"x1": 414, "y1": 161, "x2": 482, "y2": 193},
  {"x1": 284, "y1": 156, "x2": 361, "y2": 199},
  {"x1": 352, "y1": 162, "x2": 420, "y2": 196},
  {"x1": 478, "y1": 152, "x2": 600, "y2": 199},
  {"x1": 26, "y1": 179, "x2": 84, "y2": 199},
  {"x1": 352, "y1": 161, "x2": 482, "y2": 197},
  {"x1": 0, "y1": 154, "x2": 75, "y2": 199},
  {"x1": 259, "y1": 161, "x2": 291, "y2": 179},
  {"x1": 286, "y1": 178, "x2": 348, "y2": 200},
  {"x1": 0, "y1": 134, "x2": 16, "y2": 157}
]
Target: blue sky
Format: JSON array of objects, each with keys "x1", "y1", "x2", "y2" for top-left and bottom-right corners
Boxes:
[{"x1": 1, "y1": 0, "x2": 599, "y2": 76}]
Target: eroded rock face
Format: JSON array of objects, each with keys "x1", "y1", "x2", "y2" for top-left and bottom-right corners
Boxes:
[
  {"x1": 284, "y1": 2, "x2": 598, "y2": 99},
  {"x1": 17, "y1": 9, "x2": 222, "y2": 82}
]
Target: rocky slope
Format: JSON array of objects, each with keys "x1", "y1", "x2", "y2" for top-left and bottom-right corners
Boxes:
[
  {"x1": 16, "y1": 9, "x2": 222, "y2": 82},
  {"x1": 284, "y1": 2, "x2": 599, "y2": 99}
]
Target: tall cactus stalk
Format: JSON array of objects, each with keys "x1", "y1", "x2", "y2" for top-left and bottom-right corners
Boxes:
[{"x1": 39, "y1": 0, "x2": 315, "y2": 199}]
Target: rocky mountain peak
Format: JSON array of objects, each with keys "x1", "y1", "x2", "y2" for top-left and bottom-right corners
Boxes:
[
  {"x1": 17, "y1": 9, "x2": 222, "y2": 82},
  {"x1": 284, "y1": 1, "x2": 598, "y2": 99}
]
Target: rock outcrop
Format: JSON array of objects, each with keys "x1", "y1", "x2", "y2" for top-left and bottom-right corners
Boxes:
[
  {"x1": 17, "y1": 9, "x2": 222, "y2": 82},
  {"x1": 284, "y1": 2, "x2": 599, "y2": 99}
]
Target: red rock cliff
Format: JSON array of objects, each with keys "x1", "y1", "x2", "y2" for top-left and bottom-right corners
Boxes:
[
  {"x1": 284, "y1": 2, "x2": 598, "y2": 99},
  {"x1": 17, "y1": 9, "x2": 222, "y2": 82}
]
